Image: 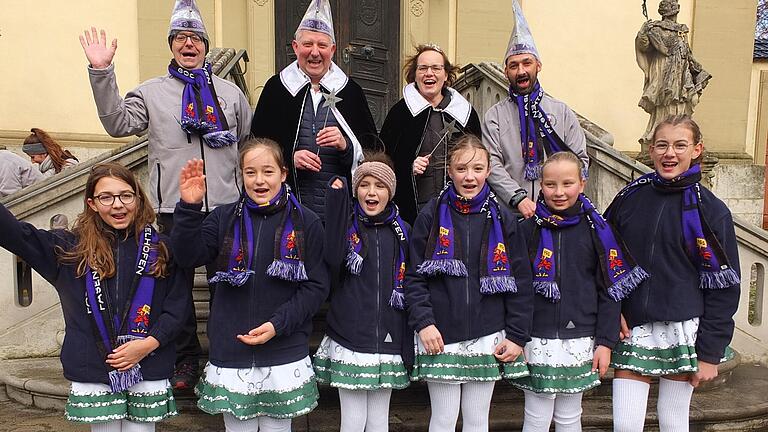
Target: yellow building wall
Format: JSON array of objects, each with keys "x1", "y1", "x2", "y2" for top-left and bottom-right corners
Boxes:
[
  {"x1": 748, "y1": 61, "x2": 768, "y2": 164},
  {"x1": 0, "y1": 1, "x2": 141, "y2": 138}
]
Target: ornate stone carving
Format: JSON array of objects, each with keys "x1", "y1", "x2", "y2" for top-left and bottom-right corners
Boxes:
[
  {"x1": 410, "y1": 0, "x2": 424, "y2": 17},
  {"x1": 359, "y1": 1, "x2": 379, "y2": 26},
  {"x1": 252, "y1": 0, "x2": 267, "y2": 6}
]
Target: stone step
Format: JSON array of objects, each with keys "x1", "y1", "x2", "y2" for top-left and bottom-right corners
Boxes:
[{"x1": 1, "y1": 357, "x2": 766, "y2": 431}]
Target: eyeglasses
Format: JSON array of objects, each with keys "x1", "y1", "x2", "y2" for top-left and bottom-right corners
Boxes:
[
  {"x1": 93, "y1": 192, "x2": 137, "y2": 206},
  {"x1": 173, "y1": 33, "x2": 204, "y2": 44},
  {"x1": 416, "y1": 64, "x2": 445, "y2": 73},
  {"x1": 651, "y1": 142, "x2": 693, "y2": 154}
]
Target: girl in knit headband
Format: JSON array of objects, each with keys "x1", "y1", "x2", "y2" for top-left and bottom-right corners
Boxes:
[{"x1": 313, "y1": 152, "x2": 412, "y2": 431}]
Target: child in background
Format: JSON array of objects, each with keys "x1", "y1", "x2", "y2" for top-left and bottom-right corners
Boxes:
[
  {"x1": 405, "y1": 134, "x2": 533, "y2": 432},
  {"x1": 607, "y1": 115, "x2": 740, "y2": 432},
  {"x1": 314, "y1": 152, "x2": 411, "y2": 432},
  {"x1": 514, "y1": 152, "x2": 647, "y2": 431},
  {"x1": 172, "y1": 138, "x2": 329, "y2": 432},
  {"x1": 0, "y1": 162, "x2": 187, "y2": 432}
]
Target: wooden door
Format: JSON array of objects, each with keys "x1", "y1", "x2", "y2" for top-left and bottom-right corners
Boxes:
[{"x1": 275, "y1": 0, "x2": 400, "y2": 130}]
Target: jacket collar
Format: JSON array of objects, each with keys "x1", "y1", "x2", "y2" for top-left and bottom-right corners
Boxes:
[
  {"x1": 403, "y1": 83, "x2": 471, "y2": 127},
  {"x1": 279, "y1": 60, "x2": 349, "y2": 97}
]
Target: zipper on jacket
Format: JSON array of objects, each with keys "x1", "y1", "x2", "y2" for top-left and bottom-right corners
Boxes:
[
  {"x1": 199, "y1": 136, "x2": 210, "y2": 213},
  {"x1": 155, "y1": 162, "x2": 163, "y2": 211},
  {"x1": 554, "y1": 231, "x2": 562, "y2": 339},
  {"x1": 411, "y1": 115, "x2": 432, "y2": 209},
  {"x1": 643, "y1": 201, "x2": 667, "y2": 324},
  {"x1": 375, "y1": 229, "x2": 381, "y2": 352},
  {"x1": 465, "y1": 215, "x2": 471, "y2": 339},
  {"x1": 250, "y1": 214, "x2": 265, "y2": 366},
  {"x1": 291, "y1": 88, "x2": 310, "y2": 204}
]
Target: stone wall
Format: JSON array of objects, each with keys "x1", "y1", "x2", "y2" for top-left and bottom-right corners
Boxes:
[{"x1": 710, "y1": 164, "x2": 766, "y2": 227}]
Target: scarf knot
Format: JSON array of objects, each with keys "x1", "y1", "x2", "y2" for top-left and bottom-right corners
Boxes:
[
  {"x1": 169, "y1": 60, "x2": 238, "y2": 148},
  {"x1": 532, "y1": 194, "x2": 648, "y2": 302},
  {"x1": 209, "y1": 185, "x2": 308, "y2": 287},
  {"x1": 417, "y1": 183, "x2": 518, "y2": 294},
  {"x1": 606, "y1": 164, "x2": 739, "y2": 290}
]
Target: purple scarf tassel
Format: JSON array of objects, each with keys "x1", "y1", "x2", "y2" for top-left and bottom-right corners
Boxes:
[
  {"x1": 267, "y1": 260, "x2": 308, "y2": 282},
  {"x1": 108, "y1": 364, "x2": 143, "y2": 394},
  {"x1": 345, "y1": 250, "x2": 364, "y2": 275},
  {"x1": 389, "y1": 290, "x2": 406, "y2": 310},
  {"x1": 209, "y1": 269, "x2": 255, "y2": 287},
  {"x1": 607, "y1": 266, "x2": 649, "y2": 302},
  {"x1": 481, "y1": 275, "x2": 518, "y2": 294},
  {"x1": 417, "y1": 259, "x2": 468, "y2": 277},
  {"x1": 533, "y1": 280, "x2": 560, "y2": 302},
  {"x1": 700, "y1": 268, "x2": 740, "y2": 290},
  {"x1": 203, "y1": 130, "x2": 238, "y2": 148}
]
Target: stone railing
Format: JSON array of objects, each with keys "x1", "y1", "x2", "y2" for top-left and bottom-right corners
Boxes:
[{"x1": 456, "y1": 62, "x2": 768, "y2": 364}]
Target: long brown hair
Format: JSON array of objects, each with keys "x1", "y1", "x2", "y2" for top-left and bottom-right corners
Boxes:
[
  {"x1": 58, "y1": 163, "x2": 168, "y2": 279},
  {"x1": 24, "y1": 128, "x2": 79, "y2": 173}
]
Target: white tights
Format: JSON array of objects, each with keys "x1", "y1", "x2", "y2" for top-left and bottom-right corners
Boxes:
[
  {"x1": 222, "y1": 413, "x2": 292, "y2": 432},
  {"x1": 427, "y1": 381, "x2": 495, "y2": 432},
  {"x1": 90, "y1": 421, "x2": 155, "y2": 432},
  {"x1": 338, "y1": 388, "x2": 393, "y2": 432},
  {"x1": 522, "y1": 390, "x2": 583, "y2": 432}
]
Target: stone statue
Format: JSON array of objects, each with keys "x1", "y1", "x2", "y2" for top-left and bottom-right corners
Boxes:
[{"x1": 636, "y1": 0, "x2": 712, "y2": 146}]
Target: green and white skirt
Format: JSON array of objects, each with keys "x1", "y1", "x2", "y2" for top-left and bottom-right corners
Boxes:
[
  {"x1": 611, "y1": 318, "x2": 699, "y2": 376},
  {"x1": 412, "y1": 330, "x2": 529, "y2": 383},
  {"x1": 196, "y1": 357, "x2": 319, "y2": 420},
  {"x1": 65, "y1": 379, "x2": 177, "y2": 424},
  {"x1": 512, "y1": 336, "x2": 601, "y2": 394},
  {"x1": 313, "y1": 335, "x2": 410, "y2": 390}
]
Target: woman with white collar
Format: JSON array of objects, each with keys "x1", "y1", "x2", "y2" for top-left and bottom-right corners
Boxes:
[{"x1": 381, "y1": 44, "x2": 481, "y2": 224}]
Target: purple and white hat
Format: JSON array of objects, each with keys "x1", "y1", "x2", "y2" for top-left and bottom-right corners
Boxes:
[
  {"x1": 168, "y1": 0, "x2": 209, "y2": 47},
  {"x1": 297, "y1": 0, "x2": 336, "y2": 43},
  {"x1": 504, "y1": 0, "x2": 539, "y2": 63}
]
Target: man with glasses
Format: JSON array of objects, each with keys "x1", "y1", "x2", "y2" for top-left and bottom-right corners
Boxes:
[
  {"x1": 79, "y1": 0, "x2": 252, "y2": 391},
  {"x1": 482, "y1": 0, "x2": 587, "y2": 219},
  {"x1": 250, "y1": 0, "x2": 377, "y2": 222}
]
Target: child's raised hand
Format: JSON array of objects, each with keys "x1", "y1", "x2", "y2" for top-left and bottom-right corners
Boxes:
[
  {"x1": 592, "y1": 345, "x2": 612, "y2": 377},
  {"x1": 493, "y1": 339, "x2": 523, "y2": 363},
  {"x1": 179, "y1": 159, "x2": 206, "y2": 204},
  {"x1": 237, "y1": 322, "x2": 276, "y2": 345},
  {"x1": 418, "y1": 325, "x2": 444, "y2": 354},
  {"x1": 106, "y1": 337, "x2": 160, "y2": 371},
  {"x1": 619, "y1": 314, "x2": 631, "y2": 340}
]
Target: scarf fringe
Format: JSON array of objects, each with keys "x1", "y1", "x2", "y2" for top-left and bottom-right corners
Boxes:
[
  {"x1": 480, "y1": 275, "x2": 518, "y2": 294},
  {"x1": 345, "y1": 251, "x2": 364, "y2": 275},
  {"x1": 699, "y1": 268, "x2": 740, "y2": 290},
  {"x1": 267, "y1": 260, "x2": 309, "y2": 282},
  {"x1": 417, "y1": 259, "x2": 468, "y2": 277},
  {"x1": 209, "y1": 270, "x2": 255, "y2": 287},
  {"x1": 181, "y1": 119, "x2": 213, "y2": 134},
  {"x1": 203, "y1": 130, "x2": 238, "y2": 148},
  {"x1": 108, "y1": 364, "x2": 143, "y2": 393},
  {"x1": 534, "y1": 281, "x2": 560, "y2": 302},
  {"x1": 524, "y1": 163, "x2": 542, "y2": 181},
  {"x1": 607, "y1": 266, "x2": 649, "y2": 301},
  {"x1": 389, "y1": 290, "x2": 406, "y2": 310}
]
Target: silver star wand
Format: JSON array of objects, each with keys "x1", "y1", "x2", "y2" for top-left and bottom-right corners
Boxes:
[
  {"x1": 321, "y1": 89, "x2": 343, "y2": 130},
  {"x1": 425, "y1": 118, "x2": 460, "y2": 158}
]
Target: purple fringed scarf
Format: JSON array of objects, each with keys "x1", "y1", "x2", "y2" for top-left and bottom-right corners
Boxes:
[
  {"x1": 606, "y1": 164, "x2": 739, "y2": 290},
  {"x1": 417, "y1": 183, "x2": 517, "y2": 294},
  {"x1": 511, "y1": 82, "x2": 581, "y2": 180},
  {"x1": 84, "y1": 225, "x2": 158, "y2": 393},
  {"x1": 532, "y1": 195, "x2": 648, "y2": 302},
  {"x1": 209, "y1": 185, "x2": 307, "y2": 287},
  {"x1": 168, "y1": 59, "x2": 238, "y2": 148},
  {"x1": 345, "y1": 203, "x2": 409, "y2": 310}
]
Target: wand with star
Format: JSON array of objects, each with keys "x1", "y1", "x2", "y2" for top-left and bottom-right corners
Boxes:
[{"x1": 320, "y1": 88, "x2": 343, "y2": 129}]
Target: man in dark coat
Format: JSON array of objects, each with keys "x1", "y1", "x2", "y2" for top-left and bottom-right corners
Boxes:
[{"x1": 250, "y1": 0, "x2": 377, "y2": 222}]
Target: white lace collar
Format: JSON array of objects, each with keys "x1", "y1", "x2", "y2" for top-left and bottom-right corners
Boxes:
[{"x1": 279, "y1": 60, "x2": 349, "y2": 97}]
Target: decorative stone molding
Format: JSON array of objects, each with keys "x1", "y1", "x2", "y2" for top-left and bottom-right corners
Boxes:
[
  {"x1": 410, "y1": 0, "x2": 424, "y2": 17},
  {"x1": 253, "y1": 0, "x2": 268, "y2": 6}
]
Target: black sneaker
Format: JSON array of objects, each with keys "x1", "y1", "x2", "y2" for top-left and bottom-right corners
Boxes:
[{"x1": 171, "y1": 361, "x2": 199, "y2": 391}]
